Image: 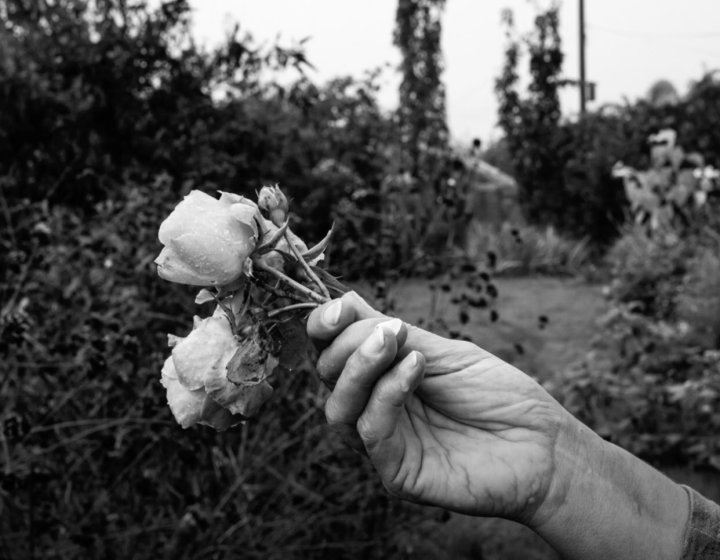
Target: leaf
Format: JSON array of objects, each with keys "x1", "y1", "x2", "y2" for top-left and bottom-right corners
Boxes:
[
  {"x1": 195, "y1": 288, "x2": 215, "y2": 305},
  {"x1": 226, "y1": 336, "x2": 268, "y2": 385},
  {"x1": 268, "y1": 317, "x2": 313, "y2": 371},
  {"x1": 205, "y1": 371, "x2": 273, "y2": 418},
  {"x1": 219, "y1": 334, "x2": 276, "y2": 417},
  {"x1": 302, "y1": 224, "x2": 334, "y2": 264},
  {"x1": 256, "y1": 219, "x2": 289, "y2": 254}
]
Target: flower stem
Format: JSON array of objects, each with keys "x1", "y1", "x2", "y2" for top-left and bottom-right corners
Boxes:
[
  {"x1": 267, "y1": 303, "x2": 318, "y2": 318},
  {"x1": 284, "y1": 233, "x2": 331, "y2": 299},
  {"x1": 255, "y1": 261, "x2": 329, "y2": 304}
]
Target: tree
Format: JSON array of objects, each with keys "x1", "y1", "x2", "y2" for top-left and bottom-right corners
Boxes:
[
  {"x1": 495, "y1": 5, "x2": 628, "y2": 246},
  {"x1": 393, "y1": 0, "x2": 449, "y2": 190},
  {"x1": 496, "y1": 5, "x2": 564, "y2": 226},
  {"x1": 0, "y1": 0, "x2": 311, "y2": 206}
]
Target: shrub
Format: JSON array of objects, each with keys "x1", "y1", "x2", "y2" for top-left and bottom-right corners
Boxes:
[
  {"x1": 678, "y1": 244, "x2": 720, "y2": 348},
  {"x1": 0, "y1": 181, "x2": 435, "y2": 559},
  {"x1": 554, "y1": 312, "x2": 720, "y2": 468},
  {"x1": 603, "y1": 224, "x2": 692, "y2": 320},
  {"x1": 554, "y1": 210, "x2": 720, "y2": 469}
]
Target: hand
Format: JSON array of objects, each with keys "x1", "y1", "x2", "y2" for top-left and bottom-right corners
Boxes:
[{"x1": 307, "y1": 292, "x2": 571, "y2": 525}]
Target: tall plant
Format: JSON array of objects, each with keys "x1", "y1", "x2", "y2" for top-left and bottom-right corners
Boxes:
[
  {"x1": 495, "y1": 5, "x2": 564, "y2": 226},
  {"x1": 394, "y1": 0, "x2": 449, "y2": 189}
]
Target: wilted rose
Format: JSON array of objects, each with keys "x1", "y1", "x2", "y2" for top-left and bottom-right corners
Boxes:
[
  {"x1": 160, "y1": 356, "x2": 240, "y2": 430},
  {"x1": 155, "y1": 190, "x2": 259, "y2": 287},
  {"x1": 160, "y1": 311, "x2": 275, "y2": 430}
]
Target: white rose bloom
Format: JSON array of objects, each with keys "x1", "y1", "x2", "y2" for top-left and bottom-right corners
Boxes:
[{"x1": 155, "y1": 190, "x2": 259, "y2": 287}]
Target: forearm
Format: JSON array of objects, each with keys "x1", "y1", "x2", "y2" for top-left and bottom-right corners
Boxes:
[{"x1": 532, "y1": 413, "x2": 690, "y2": 560}]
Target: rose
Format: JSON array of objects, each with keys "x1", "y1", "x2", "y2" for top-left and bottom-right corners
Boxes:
[
  {"x1": 160, "y1": 357, "x2": 240, "y2": 431},
  {"x1": 155, "y1": 190, "x2": 259, "y2": 287},
  {"x1": 160, "y1": 312, "x2": 275, "y2": 429}
]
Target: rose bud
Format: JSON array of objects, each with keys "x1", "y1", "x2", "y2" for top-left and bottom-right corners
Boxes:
[
  {"x1": 257, "y1": 184, "x2": 289, "y2": 227},
  {"x1": 155, "y1": 190, "x2": 259, "y2": 287}
]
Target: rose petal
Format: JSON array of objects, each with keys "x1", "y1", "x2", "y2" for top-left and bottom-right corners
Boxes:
[
  {"x1": 155, "y1": 246, "x2": 217, "y2": 286},
  {"x1": 167, "y1": 334, "x2": 183, "y2": 349},
  {"x1": 162, "y1": 373, "x2": 206, "y2": 428},
  {"x1": 171, "y1": 316, "x2": 237, "y2": 390},
  {"x1": 218, "y1": 191, "x2": 258, "y2": 208},
  {"x1": 161, "y1": 356, "x2": 179, "y2": 382},
  {"x1": 229, "y1": 203, "x2": 260, "y2": 240},
  {"x1": 158, "y1": 191, "x2": 220, "y2": 245},
  {"x1": 169, "y1": 233, "x2": 251, "y2": 286}
]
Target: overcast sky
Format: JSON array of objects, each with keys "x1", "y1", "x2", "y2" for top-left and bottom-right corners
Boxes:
[{"x1": 189, "y1": 0, "x2": 720, "y2": 145}]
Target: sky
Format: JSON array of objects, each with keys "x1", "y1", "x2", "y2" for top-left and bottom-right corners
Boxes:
[{"x1": 188, "y1": 0, "x2": 720, "y2": 145}]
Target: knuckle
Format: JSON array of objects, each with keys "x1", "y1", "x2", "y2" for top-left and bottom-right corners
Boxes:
[
  {"x1": 324, "y1": 395, "x2": 342, "y2": 426},
  {"x1": 315, "y1": 354, "x2": 338, "y2": 386},
  {"x1": 355, "y1": 414, "x2": 378, "y2": 444},
  {"x1": 382, "y1": 478, "x2": 411, "y2": 502}
]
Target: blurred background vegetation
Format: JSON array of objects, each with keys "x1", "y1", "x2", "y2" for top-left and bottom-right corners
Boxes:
[{"x1": 2, "y1": 0, "x2": 720, "y2": 558}]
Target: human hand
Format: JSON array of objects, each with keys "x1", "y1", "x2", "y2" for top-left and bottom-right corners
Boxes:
[{"x1": 307, "y1": 292, "x2": 572, "y2": 526}]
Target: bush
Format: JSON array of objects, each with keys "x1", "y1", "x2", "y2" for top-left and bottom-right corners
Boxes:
[
  {"x1": 603, "y1": 225, "x2": 692, "y2": 320},
  {"x1": 555, "y1": 313, "x2": 720, "y2": 468},
  {"x1": 678, "y1": 243, "x2": 720, "y2": 349},
  {"x1": 0, "y1": 180, "x2": 436, "y2": 559},
  {"x1": 553, "y1": 211, "x2": 720, "y2": 469}
]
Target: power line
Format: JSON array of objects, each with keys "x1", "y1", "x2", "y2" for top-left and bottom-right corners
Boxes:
[
  {"x1": 588, "y1": 24, "x2": 720, "y2": 58},
  {"x1": 588, "y1": 23, "x2": 720, "y2": 39}
]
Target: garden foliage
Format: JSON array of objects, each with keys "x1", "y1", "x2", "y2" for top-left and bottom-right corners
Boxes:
[
  {"x1": 554, "y1": 208, "x2": 720, "y2": 469},
  {"x1": 495, "y1": 5, "x2": 720, "y2": 247},
  {"x1": 0, "y1": 1, "x2": 445, "y2": 557},
  {"x1": 4, "y1": 0, "x2": 720, "y2": 557}
]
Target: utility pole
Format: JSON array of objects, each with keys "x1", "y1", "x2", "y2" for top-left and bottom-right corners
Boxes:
[{"x1": 579, "y1": 0, "x2": 587, "y2": 115}]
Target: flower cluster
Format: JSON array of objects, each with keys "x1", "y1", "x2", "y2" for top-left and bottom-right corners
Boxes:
[{"x1": 155, "y1": 186, "x2": 343, "y2": 430}]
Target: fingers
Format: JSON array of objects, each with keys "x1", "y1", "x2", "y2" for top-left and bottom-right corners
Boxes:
[
  {"x1": 316, "y1": 318, "x2": 408, "y2": 387},
  {"x1": 307, "y1": 291, "x2": 384, "y2": 344},
  {"x1": 323, "y1": 322, "x2": 426, "y2": 458},
  {"x1": 357, "y1": 351, "x2": 426, "y2": 451},
  {"x1": 325, "y1": 320, "x2": 402, "y2": 429}
]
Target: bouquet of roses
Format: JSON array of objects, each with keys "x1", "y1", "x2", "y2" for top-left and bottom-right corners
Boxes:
[{"x1": 155, "y1": 186, "x2": 346, "y2": 430}]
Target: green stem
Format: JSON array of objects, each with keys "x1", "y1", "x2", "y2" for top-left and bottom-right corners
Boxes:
[
  {"x1": 255, "y1": 261, "x2": 329, "y2": 304},
  {"x1": 267, "y1": 303, "x2": 318, "y2": 319},
  {"x1": 284, "y1": 233, "x2": 331, "y2": 299}
]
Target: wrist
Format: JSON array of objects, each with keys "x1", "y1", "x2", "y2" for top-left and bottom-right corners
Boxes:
[{"x1": 530, "y1": 411, "x2": 689, "y2": 560}]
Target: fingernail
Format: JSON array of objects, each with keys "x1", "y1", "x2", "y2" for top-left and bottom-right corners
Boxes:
[
  {"x1": 323, "y1": 300, "x2": 343, "y2": 326},
  {"x1": 363, "y1": 325, "x2": 386, "y2": 355},
  {"x1": 377, "y1": 318, "x2": 403, "y2": 337},
  {"x1": 406, "y1": 351, "x2": 419, "y2": 368}
]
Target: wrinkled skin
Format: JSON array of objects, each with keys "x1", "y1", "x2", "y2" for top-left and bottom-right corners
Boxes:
[{"x1": 307, "y1": 292, "x2": 567, "y2": 525}]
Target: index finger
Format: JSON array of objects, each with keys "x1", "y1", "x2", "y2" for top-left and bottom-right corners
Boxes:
[{"x1": 307, "y1": 291, "x2": 384, "y2": 343}]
